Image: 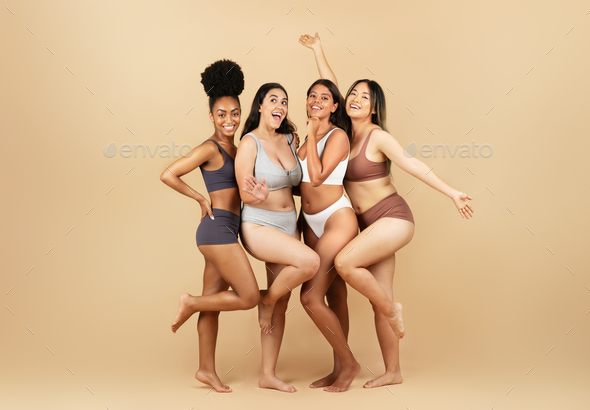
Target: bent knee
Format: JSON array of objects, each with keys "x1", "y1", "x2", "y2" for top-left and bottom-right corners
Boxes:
[
  {"x1": 241, "y1": 290, "x2": 260, "y2": 310},
  {"x1": 334, "y1": 254, "x2": 353, "y2": 278},
  {"x1": 298, "y1": 251, "x2": 320, "y2": 280}
]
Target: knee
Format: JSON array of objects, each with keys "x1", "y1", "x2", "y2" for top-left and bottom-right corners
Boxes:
[
  {"x1": 299, "y1": 251, "x2": 320, "y2": 281},
  {"x1": 299, "y1": 290, "x2": 321, "y2": 310},
  {"x1": 241, "y1": 289, "x2": 260, "y2": 310},
  {"x1": 334, "y1": 253, "x2": 353, "y2": 279}
]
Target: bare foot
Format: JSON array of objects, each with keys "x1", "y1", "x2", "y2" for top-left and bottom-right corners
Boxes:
[
  {"x1": 195, "y1": 369, "x2": 232, "y2": 393},
  {"x1": 309, "y1": 371, "x2": 338, "y2": 389},
  {"x1": 363, "y1": 371, "x2": 403, "y2": 388},
  {"x1": 171, "y1": 293, "x2": 197, "y2": 333},
  {"x1": 257, "y1": 290, "x2": 275, "y2": 334},
  {"x1": 324, "y1": 361, "x2": 360, "y2": 393},
  {"x1": 386, "y1": 302, "x2": 405, "y2": 339},
  {"x1": 259, "y1": 374, "x2": 297, "y2": 392}
]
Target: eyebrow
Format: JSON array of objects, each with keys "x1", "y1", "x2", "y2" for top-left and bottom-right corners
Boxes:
[
  {"x1": 216, "y1": 108, "x2": 239, "y2": 112},
  {"x1": 310, "y1": 92, "x2": 332, "y2": 97},
  {"x1": 269, "y1": 94, "x2": 288, "y2": 101},
  {"x1": 351, "y1": 88, "x2": 370, "y2": 95}
]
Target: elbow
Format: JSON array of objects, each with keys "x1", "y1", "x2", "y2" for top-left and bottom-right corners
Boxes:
[
  {"x1": 160, "y1": 170, "x2": 170, "y2": 183},
  {"x1": 310, "y1": 175, "x2": 325, "y2": 187}
]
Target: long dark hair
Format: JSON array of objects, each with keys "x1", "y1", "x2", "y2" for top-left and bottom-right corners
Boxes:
[
  {"x1": 344, "y1": 79, "x2": 388, "y2": 132},
  {"x1": 240, "y1": 83, "x2": 297, "y2": 140},
  {"x1": 200, "y1": 59, "x2": 245, "y2": 112},
  {"x1": 306, "y1": 79, "x2": 351, "y2": 138}
]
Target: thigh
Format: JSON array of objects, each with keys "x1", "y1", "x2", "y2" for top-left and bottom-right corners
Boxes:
[
  {"x1": 199, "y1": 243, "x2": 258, "y2": 291},
  {"x1": 201, "y1": 259, "x2": 230, "y2": 296},
  {"x1": 338, "y1": 217, "x2": 414, "y2": 269},
  {"x1": 240, "y1": 222, "x2": 316, "y2": 267},
  {"x1": 303, "y1": 208, "x2": 358, "y2": 293}
]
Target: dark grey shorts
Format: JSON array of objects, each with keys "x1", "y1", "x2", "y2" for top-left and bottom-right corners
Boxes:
[{"x1": 196, "y1": 208, "x2": 240, "y2": 246}]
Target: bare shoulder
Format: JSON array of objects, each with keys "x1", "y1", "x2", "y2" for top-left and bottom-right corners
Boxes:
[
  {"x1": 237, "y1": 134, "x2": 258, "y2": 155},
  {"x1": 372, "y1": 128, "x2": 400, "y2": 146}
]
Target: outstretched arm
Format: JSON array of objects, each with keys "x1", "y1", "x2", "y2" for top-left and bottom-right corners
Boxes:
[
  {"x1": 372, "y1": 129, "x2": 475, "y2": 219},
  {"x1": 299, "y1": 32, "x2": 339, "y2": 88}
]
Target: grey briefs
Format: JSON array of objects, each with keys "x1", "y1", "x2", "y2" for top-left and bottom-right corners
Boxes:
[{"x1": 241, "y1": 205, "x2": 297, "y2": 236}]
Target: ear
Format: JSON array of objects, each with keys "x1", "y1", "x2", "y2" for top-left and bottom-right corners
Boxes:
[
  {"x1": 331, "y1": 102, "x2": 338, "y2": 113},
  {"x1": 209, "y1": 112, "x2": 214, "y2": 122},
  {"x1": 258, "y1": 104, "x2": 262, "y2": 113}
]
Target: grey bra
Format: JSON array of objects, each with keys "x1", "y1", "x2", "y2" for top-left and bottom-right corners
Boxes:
[{"x1": 244, "y1": 132, "x2": 302, "y2": 191}]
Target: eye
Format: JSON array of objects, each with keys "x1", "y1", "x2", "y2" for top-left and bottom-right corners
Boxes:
[
  {"x1": 322, "y1": 97, "x2": 328, "y2": 100},
  {"x1": 233, "y1": 112, "x2": 239, "y2": 116},
  {"x1": 362, "y1": 96, "x2": 368, "y2": 100},
  {"x1": 219, "y1": 114, "x2": 225, "y2": 117}
]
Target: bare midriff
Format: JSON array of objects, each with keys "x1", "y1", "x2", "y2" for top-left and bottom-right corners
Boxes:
[
  {"x1": 344, "y1": 176, "x2": 398, "y2": 215},
  {"x1": 300, "y1": 183, "x2": 345, "y2": 215}
]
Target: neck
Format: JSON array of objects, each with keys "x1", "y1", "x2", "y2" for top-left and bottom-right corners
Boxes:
[
  {"x1": 213, "y1": 129, "x2": 236, "y2": 145},
  {"x1": 351, "y1": 117, "x2": 375, "y2": 138},
  {"x1": 255, "y1": 121, "x2": 280, "y2": 140},
  {"x1": 312, "y1": 118, "x2": 335, "y2": 140}
]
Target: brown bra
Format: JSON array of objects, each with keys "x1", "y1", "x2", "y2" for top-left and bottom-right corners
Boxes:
[{"x1": 344, "y1": 128, "x2": 389, "y2": 182}]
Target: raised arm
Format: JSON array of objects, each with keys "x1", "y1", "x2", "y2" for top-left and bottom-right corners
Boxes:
[
  {"x1": 299, "y1": 32, "x2": 339, "y2": 88},
  {"x1": 372, "y1": 129, "x2": 475, "y2": 219},
  {"x1": 160, "y1": 142, "x2": 217, "y2": 220}
]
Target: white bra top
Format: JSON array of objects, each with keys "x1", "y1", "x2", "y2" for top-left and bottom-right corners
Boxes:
[{"x1": 300, "y1": 127, "x2": 349, "y2": 186}]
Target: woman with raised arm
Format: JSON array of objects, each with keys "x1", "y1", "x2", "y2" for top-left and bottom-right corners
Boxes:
[
  {"x1": 160, "y1": 60, "x2": 259, "y2": 393},
  {"x1": 235, "y1": 83, "x2": 320, "y2": 393},
  {"x1": 296, "y1": 80, "x2": 361, "y2": 393},
  {"x1": 300, "y1": 33, "x2": 474, "y2": 388}
]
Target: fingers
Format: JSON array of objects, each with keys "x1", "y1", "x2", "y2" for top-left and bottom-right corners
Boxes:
[
  {"x1": 260, "y1": 176, "x2": 267, "y2": 186},
  {"x1": 207, "y1": 207, "x2": 215, "y2": 220}
]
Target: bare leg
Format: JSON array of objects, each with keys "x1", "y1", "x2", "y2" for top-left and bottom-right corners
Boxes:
[
  {"x1": 240, "y1": 222, "x2": 320, "y2": 333},
  {"x1": 310, "y1": 275, "x2": 349, "y2": 388},
  {"x1": 193, "y1": 260, "x2": 232, "y2": 392},
  {"x1": 334, "y1": 218, "x2": 414, "y2": 338},
  {"x1": 171, "y1": 243, "x2": 259, "y2": 332},
  {"x1": 258, "y1": 263, "x2": 297, "y2": 393},
  {"x1": 300, "y1": 208, "x2": 360, "y2": 393},
  {"x1": 364, "y1": 254, "x2": 403, "y2": 388}
]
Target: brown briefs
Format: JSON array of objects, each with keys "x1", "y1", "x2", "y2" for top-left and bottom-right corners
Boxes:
[{"x1": 357, "y1": 192, "x2": 415, "y2": 231}]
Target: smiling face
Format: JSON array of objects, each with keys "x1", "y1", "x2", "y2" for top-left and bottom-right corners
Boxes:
[
  {"x1": 259, "y1": 88, "x2": 288, "y2": 129},
  {"x1": 346, "y1": 81, "x2": 375, "y2": 120},
  {"x1": 307, "y1": 84, "x2": 338, "y2": 119},
  {"x1": 210, "y1": 96, "x2": 241, "y2": 137}
]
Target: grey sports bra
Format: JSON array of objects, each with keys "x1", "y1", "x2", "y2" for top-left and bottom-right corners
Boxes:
[{"x1": 244, "y1": 132, "x2": 302, "y2": 191}]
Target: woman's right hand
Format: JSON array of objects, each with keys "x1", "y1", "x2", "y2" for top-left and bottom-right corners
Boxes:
[
  {"x1": 299, "y1": 32, "x2": 321, "y2": 50},
  {"x1": 198, "y1": 198, "x2": 214, "y2": 221}
]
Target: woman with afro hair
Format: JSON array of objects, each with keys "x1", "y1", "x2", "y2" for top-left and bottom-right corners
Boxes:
[{"x1": 161, "y1": 59, "x2": 259, "y2": 393}]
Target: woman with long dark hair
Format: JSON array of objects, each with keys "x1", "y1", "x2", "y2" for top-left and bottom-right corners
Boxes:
[
  {"x1": 300, "y1": 33, "x2": 474, "y2": 389},
  {"x1": 235, "y1": 82, "x2": 320, "y2": 392},
  {"x1": 160, "y1": 59, "x2": 259, "y2": 393}
]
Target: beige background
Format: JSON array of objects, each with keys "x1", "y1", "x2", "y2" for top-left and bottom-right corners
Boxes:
[{"x1": 2, "y1": 1, "x2": 589, "y2": 409}]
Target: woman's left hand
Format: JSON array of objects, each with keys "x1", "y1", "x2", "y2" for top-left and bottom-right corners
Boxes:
[
  {"x1": 243, "y1": 175, "x2": 269, "y2": 202},
  {"x1": 452, "y1": 192, "x2": 474, "y2": 219}
]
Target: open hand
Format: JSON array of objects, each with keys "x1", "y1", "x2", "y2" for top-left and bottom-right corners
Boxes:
[
  {"x1": 452, "y1": 192, "x2": 474, "y2": 219},
  {"x1": 243, "y1": 175, "x2": 269, "y2": 202},
  {"x1": 299, "y1": 32, "x2": 321, "y2": 49}
]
